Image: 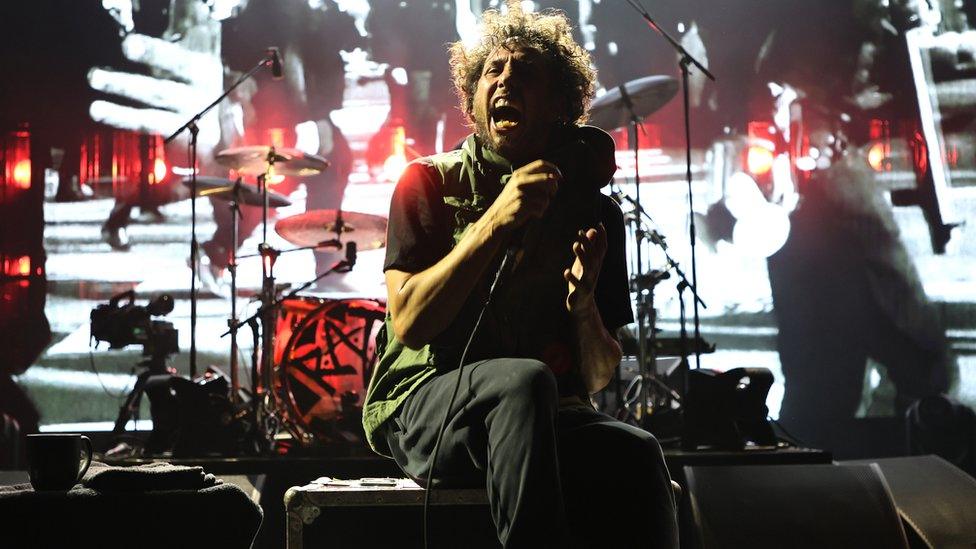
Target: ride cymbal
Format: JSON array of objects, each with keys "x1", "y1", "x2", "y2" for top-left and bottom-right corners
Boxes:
[
  {"x1": 275, "y1": 209, "x2": 387, "y2": 250},
  {"x1": 588, "y1": 75, "x2": 679, "y2": 131}
]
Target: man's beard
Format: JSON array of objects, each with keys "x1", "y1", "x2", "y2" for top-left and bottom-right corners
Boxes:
[
  {"x1": 473, "y1": 118, "x2": 507, "y2": 157},
  {"x1": 472, "y1": 115, "x2": 540, "y2": 162}
]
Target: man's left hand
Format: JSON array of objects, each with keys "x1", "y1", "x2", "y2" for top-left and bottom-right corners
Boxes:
[{"x1": 564, "y1": 224, "x2": 607, "y2": 316}]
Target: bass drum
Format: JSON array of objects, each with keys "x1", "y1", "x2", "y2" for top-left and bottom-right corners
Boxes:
[{"x1": 275, "y1": 297, "x2": 386, "y2": 444}]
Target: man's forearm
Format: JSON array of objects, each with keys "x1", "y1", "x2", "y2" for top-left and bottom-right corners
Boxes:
[
  {"x1": 388, "y1": 213, "x2": 508, "y2": 348},
  {"x1": 573, "y1": 297, "x2": 623, "y2": 394}
]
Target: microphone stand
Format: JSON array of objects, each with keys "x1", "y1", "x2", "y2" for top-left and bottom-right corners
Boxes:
[
  {"x1": 165, "y1": 50, "x2": 279, "y2": 380},
  {"x1": 623, "y1": 0, "x2": 714, "y2": 370}
]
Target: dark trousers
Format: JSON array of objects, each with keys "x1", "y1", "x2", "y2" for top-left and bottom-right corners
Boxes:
[{"x1": 381, "y1": 358, "x2": 678, "y2": 548}]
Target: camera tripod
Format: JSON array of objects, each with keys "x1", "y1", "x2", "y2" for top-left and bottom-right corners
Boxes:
[{"x1": 112, "y1": 346, "x2": 179, "y2": 454}]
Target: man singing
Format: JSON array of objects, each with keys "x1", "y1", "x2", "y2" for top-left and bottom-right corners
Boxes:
[{"x1": 363, "y1": 4, "x2": 678, "y2": 547}]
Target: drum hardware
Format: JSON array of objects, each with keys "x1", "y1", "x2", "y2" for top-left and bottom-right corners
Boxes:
[
  {"x1": 165, "y1": 46, "x2": 284, "y2": 381},
  {"x1": 222, "y1": 239, "x2": 360, "y2": 448},
  {"x1": 615, "y1": 181, "x2": 707, "y2": 428},
  {"x1": 210, "y1": 138, "x2": 388, "y2": 451},
  {"x1": 622, "y1": 0, "x2": 714, "y2": 375}
]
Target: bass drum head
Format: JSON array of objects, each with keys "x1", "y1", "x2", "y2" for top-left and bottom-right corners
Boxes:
[{"x1": 276, "y1": 298, "x2": 386, "y2": 444}]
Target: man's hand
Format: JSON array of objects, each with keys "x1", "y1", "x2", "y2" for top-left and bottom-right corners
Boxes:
[
  {"x1": 484, "y1": 159, "x2": 561, "y2": 234},
  {"x1": 564, "y1": 223, "x2": 607, "y2": 315},
  {"x1": 87, "y1": 33, "x2": 224, "y2": 156}
]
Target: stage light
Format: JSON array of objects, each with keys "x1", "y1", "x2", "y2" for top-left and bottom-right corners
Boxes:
[
  {"x1": 746, "y1": 145, "x2": 775, "y2": 177},
  {"x1": 5, "y1": 128, "x2": 31, "y2": 190},
  {"x1": 149, "y1": 135, "x2": 167, "y2": 184},
  {"x1": 12, "y1": 159, "x2": 31, "y2": 189},
  {"x1": 382, "y1": 126, "x2": 408, "y2": 182},
  {"x1": 867, "y1": 142, "x2": 890, "y2": 172},
  {"x1": 745, "y1": 121, "x2": 777, "y2": 180},
  {"x1": 152, "y1": 157, "x2": 167, "y2": 184},
  {"x1": 3, "y1": 255, "x2": 31, "y2": 277}
]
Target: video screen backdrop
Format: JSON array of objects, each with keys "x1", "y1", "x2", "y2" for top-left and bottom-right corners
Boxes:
[{"x1": 1, "y1": 0, "x2": 973, "y2": 442}]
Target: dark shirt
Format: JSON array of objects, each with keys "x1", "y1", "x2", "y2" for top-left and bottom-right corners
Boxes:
[{"x1": 382, "y1": 154, "x2": 634, "y2": 369}]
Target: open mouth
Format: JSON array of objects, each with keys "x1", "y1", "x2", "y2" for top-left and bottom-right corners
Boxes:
[{"x1": 491, "y1": 99, "x2": 523, "y2": 134}]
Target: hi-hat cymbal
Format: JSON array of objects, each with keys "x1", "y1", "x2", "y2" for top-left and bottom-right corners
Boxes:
[
  {"x1": 275, "y1": 209, "x2": 387, "y2": 251},
  {"x1": 215, "y1": 146, "x2": 330, "y2": 177},
  {"x1": 588, "y1": 76, "x2": 679, "y2": 131},
  {"x1": 182, "y1": 176, "x2": 292, "y2": 207}
]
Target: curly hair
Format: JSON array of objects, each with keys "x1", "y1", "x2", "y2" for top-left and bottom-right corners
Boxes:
[{"x1": 448, "y1": 3, "x2": 596, "y2": 125}]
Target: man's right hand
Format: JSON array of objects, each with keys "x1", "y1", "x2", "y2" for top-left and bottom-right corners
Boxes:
[{"x1": 485, "y1": 159, "x2": 562, "y2": 233}]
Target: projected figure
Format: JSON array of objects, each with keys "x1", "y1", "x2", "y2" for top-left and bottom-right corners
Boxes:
[
  {"x1": 761, "y1": 0, "x2": 957, "y2": 446},
  {"x1": 363, "y1": 6, "x2": 677, "y2": 546},
  {"x1": 88, "y1": 0, "x2": 360, "y2": 286},
  {"x1": 93, "y1": 0, "x2": 229, "y2": 250},
  {"x1": 366, "y1": 0, "x2": 468, "y2": 157}
]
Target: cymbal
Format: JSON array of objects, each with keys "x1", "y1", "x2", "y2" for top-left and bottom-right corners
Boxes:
[
  {"x1": 275, "y1": 209, "x2": 387, "y2": 251},
  {"x1": 215, "y1": 146, "x2": 330, "y2": 177},
  {"x1": 588, "y1": 76, "x2": 679, "y2": 131},
  {"x1": 182, "y1": 176, "x2": 292, "y2": 207}
]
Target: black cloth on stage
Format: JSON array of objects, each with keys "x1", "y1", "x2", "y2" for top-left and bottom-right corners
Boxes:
[{"x1": 0, "y1": 467, "x2": 262, "y2": 548}]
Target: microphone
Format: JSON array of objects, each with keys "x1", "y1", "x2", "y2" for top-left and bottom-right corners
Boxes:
[
  {"x1": 545, "y1": 125, "x2": 616, "y2": 192},
  {"x1": 488, "y1": 222, "x2": 533, "y2": 300},
  {"x1": 267, "y1": 47, "x2": 283, "y2": 80}
]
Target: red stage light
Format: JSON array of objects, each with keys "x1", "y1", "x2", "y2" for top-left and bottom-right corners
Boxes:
[
  {"x1": 867, "y1": 142, "x2": 890, "y2": 172},
  {"x1": 152, "y1": 157, "x2": 167, "y2": 184},
  {"x1": 2, "y1": 255, "x2": 31, "y2": 277},
  {"x1": 382, "y1": 126, "x2": 408, "y2": 182},
  {"x1": 745, "y1": 121, "x2": 777, "y2": 179},
  {"x1": 12, "y1": 159, "x2": 31, "y2": 189},
  {"x1": 5, "y1": 128, "x2": 31, "y2": 190},
  {"x1": 746, "y1": 146, "x2": 775, "y2": 177}
]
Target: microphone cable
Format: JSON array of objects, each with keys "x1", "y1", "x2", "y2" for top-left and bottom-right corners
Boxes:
[{"x1": 422, "y1": 245, "x2": 517, "y2": 549}]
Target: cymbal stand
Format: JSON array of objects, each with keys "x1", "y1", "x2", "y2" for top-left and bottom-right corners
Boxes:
[
  {"x1": 247, "y1": 148, "x2": 281, "y2": 447},
  {"x1": 227, "y1": 178, "x2": 244, "y2": 404},
  {"x1": 624, "y1": 0, "x2": 715, "y2": 370},
  {"x1": 165, "y1": 48, "x2": 282, "y2": 381},
  {"x1": 615, "y1": 76, "x2": 661, "y2": 427}
]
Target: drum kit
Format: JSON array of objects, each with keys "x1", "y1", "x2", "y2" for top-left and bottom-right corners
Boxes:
[{"x1": 177, "y1": 144, "x2": 390, "y2": 450}]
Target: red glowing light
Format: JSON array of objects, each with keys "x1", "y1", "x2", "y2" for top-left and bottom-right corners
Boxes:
[
  {"x1": 382, "y1": 126, "x2": 408, "y2": 182},
  {"x1": 867, "y1": 142, "x2": 890, "y2": 172},
  {"x1": 5, "y1": 128, "x2": 31, "y2": 189},
  {"x1": 12, "y1": 159, "x2": 31, "y2": 189},
  {"x1": 267, "y1": 128, "x2": 286, "y2": 149},
  {"x1": 912, "y1": 130, "x2": 928, "y2": 175},
  {"x1": 3, "y1": 256, "x2": 31, "y2": 277},
  {"x1": 152, "y1": 157, "x2": 167, "y2": 184},
  {"x1": 746, "y1": 146, "x2": 775, "y2": 177}
]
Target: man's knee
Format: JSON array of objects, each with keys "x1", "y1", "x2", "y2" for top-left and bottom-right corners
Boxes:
[{"x1": 495, "y1": 359, "x2": 558, "y2": 408}]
